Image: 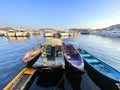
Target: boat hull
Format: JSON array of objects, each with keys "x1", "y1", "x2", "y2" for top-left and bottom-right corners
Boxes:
[
  {"x1": 63, "y1": 44, "x2": 85, "y2": 74},
  {"x1": 23, "y1": 52, "x2": 41, "y2": 63},
  {"x1": 3, "y1": 68, "x2": 36, "y2": 90},
  {"x1": 78, "y1": 50, "x2": 120, "y2": 90},
  {"x1": 26, "y1": 53, "x2": 41, "y2": 68},
  {"x1": 64, "y1": 57, "x2": 85, "y2": 74},
  {"x1": 84, "y1": 61, "x2": 120, "y2": 90},
  {"x1": 22, "y1": 44, "x2": 44, "y2": 66}
]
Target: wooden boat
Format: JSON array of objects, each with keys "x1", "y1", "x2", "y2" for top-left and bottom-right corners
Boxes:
[
  {"x1": 33, "y1": 39, "x2": 65, "y2": 70},
  {"x1": 22, "y1": 44, "x2": 44, "y2": 63},
  {"x1": 63, "y1": 44, "x2": 84, "y2": 74},
  {"x1": 78, "y1": 49, "x2": 120, "y2": 90},
  {"x1": 4, "y1": 68, "x2": 36, "y2": 90}
]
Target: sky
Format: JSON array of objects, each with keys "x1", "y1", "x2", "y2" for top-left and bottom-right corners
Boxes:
[{"x1": 0, "y1": 0, "x2": 120, "y2": 29}]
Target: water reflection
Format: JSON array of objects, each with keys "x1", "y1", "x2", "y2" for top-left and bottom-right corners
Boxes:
[
  {"x1": 6, "y1": 36, "x2": 29, "y2": 42},
  {"x1": 6, "y1": 36, "x2": 17, "y2": 41},
  {"x1": 17, "y1": 37, "x2": 29, "y2": 42},
  {"x1": 44, "y1": 34, "x2": 77, "y2": 41},
  {"x1": 65, "y1": 69, "x2": 82, "y2": 90},
  {"x1": 30, "y1": 70, "x2": 82, "y2": 90},
  {"x1": 34, "y1": 35, "x2": 41, "y2": 39},
  {"x1": 30, "y1": 70, "x2": 64, "y2": 90},
  {"x1": 5, "y1": 34, "x2": 41, "y2": 42}
]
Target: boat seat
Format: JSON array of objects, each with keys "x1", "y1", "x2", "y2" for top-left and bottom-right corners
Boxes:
[
  {"x1": 90, "y1": 62, "x2": 101, "y2": 65},
  {"x1": 8, "y1": 74, "x2": 31, "y2": 90},
  {"x1": 67, "y1": 55, "x2": 71, "y2": 60},
  {"x1": 80, "y1": 53, "x2": 91, "y2": 58},
  {"x1": 84, "y1": 58, "x2": 100, "y2": 64},
  {"x1": 84, "y1": 55, "x2": 94, "y2": 59},
  {"x1": 79, "y1": 51, "x2": 87, "y2": 54}
]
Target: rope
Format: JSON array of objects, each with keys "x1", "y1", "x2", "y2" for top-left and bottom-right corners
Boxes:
[
  {"x1": 54, "y1": 63, "x2": 70, "y2": 90},
  {"x1": 54, "y1": 73, "x2": 64, "y2": 90}
]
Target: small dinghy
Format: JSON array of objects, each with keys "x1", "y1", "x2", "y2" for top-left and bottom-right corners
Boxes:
[
  {"x1": 4, "y1": 68, "x2": 36, "y2": 90},
  {"x1": 78, "y1": 49, "x2": 120, "y2": 90},
  {"x1": 63, "y1": 43, "x2": 84, "y2": 74},
  {"x1": 22, "y1": 44, "x2": 44, "y2": 63}
]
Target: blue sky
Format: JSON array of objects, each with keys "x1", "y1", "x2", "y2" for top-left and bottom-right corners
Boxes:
[{"x1": 0, "y1": 0, "x2": 120, "y2": 29}]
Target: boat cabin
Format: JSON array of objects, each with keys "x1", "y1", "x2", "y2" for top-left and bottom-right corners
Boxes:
[{"x1": 33, "y1": 39, "x2": 65, "y2": 69}]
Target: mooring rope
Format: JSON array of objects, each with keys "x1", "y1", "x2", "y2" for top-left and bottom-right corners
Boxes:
[{"x1": 54, "y1": 72, "x2": 65, "y2": 90}]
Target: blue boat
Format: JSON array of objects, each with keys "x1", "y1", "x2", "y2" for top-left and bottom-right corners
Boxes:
[{"x1": 78, "y1": 49, "x2": 120, "y2": 90}]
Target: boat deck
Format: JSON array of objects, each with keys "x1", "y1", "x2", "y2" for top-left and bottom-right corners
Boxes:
[
  {"x1": 32, "y1": 45, "x2": 65, "y2": 69},
  {"x1": 9, "y1": 74, "x2": 30, "y2": 90},
  {"x1": 32, "y1": 56, "x2": 64, "y2": 68}
]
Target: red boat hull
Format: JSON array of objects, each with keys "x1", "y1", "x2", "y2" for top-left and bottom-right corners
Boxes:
[
  {"x1": 23, "y1": 54, "x2": 39, "y2": 63},
  {"x1": 22, "y1": 50, "x2": 41, "y2": 63}
]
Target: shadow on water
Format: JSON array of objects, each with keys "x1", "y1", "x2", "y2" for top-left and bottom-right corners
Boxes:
[
  {"x1": 30, "y1": 69, "x2": 82, "y2": 90},
  {"x1": 65, "y1": 69, "x2": 82, "y2": 90},
  {"x1": 30, "y1": 70, "x2": 64, "y2": 90}
]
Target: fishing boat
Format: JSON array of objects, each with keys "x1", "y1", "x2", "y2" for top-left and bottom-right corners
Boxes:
[
  {"x1": 22, "y1": 44, "x2": 44, "y2": 67},
  {"x1": 15, "y1": 30, "x2": 29, "y2": 37},
  {"x1": 78, "y1": 49, "x2": 120, "y2": 90},
  {"x1": 63, "y1": 43, "x2": 84, "y2": 74},
  {"x1": 33, "y1": 38, "x2": 65, "y2": 70},
  {"x1": 44, "y1": 30, "x2": 53, "y2": 37},
  {"x1": 4, "y1": 68, "x2": 36, "y2": 90}
]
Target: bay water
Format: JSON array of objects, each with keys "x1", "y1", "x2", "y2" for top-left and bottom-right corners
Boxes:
[{"x1": 0, "y1": 33, "x2": 120, "y2": 89}]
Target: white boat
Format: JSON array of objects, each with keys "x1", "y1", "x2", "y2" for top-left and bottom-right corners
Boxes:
[
  {"x1": 95, "y1": 29, "x2": 120, "y2": 37},
  {"x1": 16, "y1": 30, "x2": 29, "y2": 37},
  {"x1": 60, "y1": 32, "x2": 70, "y2": 36},
  {"x1": 44, "y1": 30, "x2": 53, "y2": 37},
  {"x1": 105, "y1": 30, "x2": 120, "y2": 37},
  {"x1": 5, "y1": 30, "x2": 16, "y2": 37}
]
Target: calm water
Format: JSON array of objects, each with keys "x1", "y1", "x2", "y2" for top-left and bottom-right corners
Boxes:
[
  {"x1": 0, "y1": 34, "x2": 44, "y2": 89},
  {"x1": 75, "y1": 34, "x2": 120, "y2": 73},
  {"x1": 0, "y1": 33, "x2": 120, "y2": 89}
]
